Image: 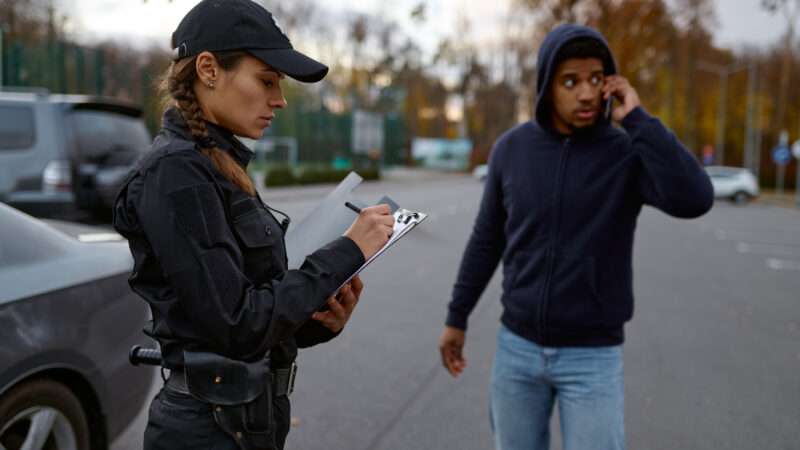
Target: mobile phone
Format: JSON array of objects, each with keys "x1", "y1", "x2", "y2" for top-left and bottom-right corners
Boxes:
[{"x1": 604, "y1": 95, "x2": 614, "y2": 121}]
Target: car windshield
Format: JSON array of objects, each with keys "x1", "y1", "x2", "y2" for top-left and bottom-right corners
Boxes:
[{"x1": 67, "y1": 110, "x2": 151, "y2": 165}]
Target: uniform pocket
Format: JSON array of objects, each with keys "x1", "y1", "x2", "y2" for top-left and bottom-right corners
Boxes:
[
  {"x1": 168, "y1": 183, "x2": 229, "y2": 249},
  {"x1": 232, "y1": 208, "x2": 278, "y2": 283},
  {"x1": 233, "y1": 209, "x2": 278, "y2": 248}
]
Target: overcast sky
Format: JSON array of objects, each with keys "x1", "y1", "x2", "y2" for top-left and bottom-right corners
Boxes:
[{"x1": 62, "y1": 0, "x2": 789, "y2": 54}]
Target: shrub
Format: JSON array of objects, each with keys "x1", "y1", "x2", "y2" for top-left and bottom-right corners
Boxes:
[
  {"x1": 295, "y1": 167, "x2": 349, "y2": 184},
  {"x1": 264, "y1": 166, "x2": 295, "y2": 187},
  {"x1": 263, "y1": 166, "x2": 382, "y2": 187},
  {"x1": 356, "y1": 167, "x2": 381, "y2": 181}
]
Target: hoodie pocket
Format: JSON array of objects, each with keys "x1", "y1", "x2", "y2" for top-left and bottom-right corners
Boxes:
[
  {"x1": 546, "y1": 255, "x2": 604, "y2": 328},
  {"x1": 503, "y1": 247, "x2": 549, "y2": 319}
]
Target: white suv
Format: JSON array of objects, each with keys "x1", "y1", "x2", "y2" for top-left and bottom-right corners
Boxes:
[{"x1": 705, "y1": 166, "x2": 759, "y2": 204}]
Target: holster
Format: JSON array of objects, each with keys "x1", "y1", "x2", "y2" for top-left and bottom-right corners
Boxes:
[{"x1": 182, "y1": 350, "x2": 276, "y2": 450}]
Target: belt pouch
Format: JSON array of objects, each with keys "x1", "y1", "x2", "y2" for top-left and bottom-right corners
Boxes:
[{"x1": 182, "y1": 350, "x2": 274, "y2": 449}]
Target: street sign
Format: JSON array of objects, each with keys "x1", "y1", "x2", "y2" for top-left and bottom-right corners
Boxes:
[
  {"x1": 793, "y1": 140, "x2": 800, "y2": 159},
  {"x1": 773, "y1": 145, "x2": 791, "y2": 166},
  {"x1": 702, "y1": 144, "x2": 714, "y2": 166}
]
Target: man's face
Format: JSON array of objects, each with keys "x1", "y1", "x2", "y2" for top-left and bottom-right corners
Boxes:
[{"x1": 550, "y1": 57, "x2": 605, "y2": 134}]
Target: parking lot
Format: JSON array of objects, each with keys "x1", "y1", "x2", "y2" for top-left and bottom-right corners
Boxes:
[{"x1": 105, "y1": 174, "x2": 800, "y2": 450}]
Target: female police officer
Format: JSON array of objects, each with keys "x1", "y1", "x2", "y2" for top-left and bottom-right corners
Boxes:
[{"x1": 111, "y1": 1, "x2": 394, "y2": 449}]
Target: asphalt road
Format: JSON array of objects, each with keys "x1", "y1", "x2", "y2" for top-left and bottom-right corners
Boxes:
[{"x1": 111, "y1": 173, "x2": 800, "y2": 450}]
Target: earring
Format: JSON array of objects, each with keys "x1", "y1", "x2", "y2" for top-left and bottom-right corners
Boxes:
[{"x1": 208, "y1": 81, "x2": 215, "y2": 89}]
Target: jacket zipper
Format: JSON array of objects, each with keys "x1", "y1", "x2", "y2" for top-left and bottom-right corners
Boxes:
[{"x1": 538, "y1": 137, "x2": 570, "y2": 343}]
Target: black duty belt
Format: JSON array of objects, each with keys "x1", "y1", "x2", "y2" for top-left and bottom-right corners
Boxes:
[{"x1": 166, "y1": 361, "x2": 297, "y2": 398}]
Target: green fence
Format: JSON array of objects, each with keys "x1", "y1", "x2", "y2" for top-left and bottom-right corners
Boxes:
[
  {"x1": 1, "y1": 37, "x2": 105, "y2": 95},
  {"x1": 1, "y1": 35, "x2": 407, "y2": 167},
  {"x1": 266, "y1": 107, "x2": 407, "y2": 167}
]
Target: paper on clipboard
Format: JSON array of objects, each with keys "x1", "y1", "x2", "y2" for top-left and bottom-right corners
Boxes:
[
  {"x1": 284, "y1": 172, "x2": 365, "y2": 270},
  {"x1": 335, "y1": 207, "x2": 427, "y2": 292},
  {"x1": 284, "y1": 172, "x2": 418, "y2": 273}
]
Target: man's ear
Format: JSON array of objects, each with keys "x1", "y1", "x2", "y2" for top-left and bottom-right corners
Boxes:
[{"x1": 195, "y1": 51, "x2": 220, "y2": 87}]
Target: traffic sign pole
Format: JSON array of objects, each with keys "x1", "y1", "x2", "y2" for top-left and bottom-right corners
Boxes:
[
  {"x1": 774, "y1": 131, "x2": 791, "y2": 197},
  {"x1": 793, "y1": 139, "x2": 800, "y2": 206}
]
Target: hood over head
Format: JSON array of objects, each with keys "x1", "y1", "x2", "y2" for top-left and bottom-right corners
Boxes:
[{"x1": 535, "y1": 24, "x2": 617, "y2": 131}]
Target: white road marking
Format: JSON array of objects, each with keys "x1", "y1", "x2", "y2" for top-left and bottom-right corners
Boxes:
[
  {"x1": 766, "y1": 258, "x2": 800, "y2": 271},
  {"x1": 736, "y1": 242, "x2": 800, "y2": 257}
]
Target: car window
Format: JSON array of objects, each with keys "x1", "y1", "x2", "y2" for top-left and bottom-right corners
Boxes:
[
  {"x1": 0, "y1": 105, "x2": 36, "y2": 151},
  {"x1": 68, "y1": 110, "x2": 151, "y2": 165},
  {"x1": 706, "y1": 168, "x2": 740, "y2": 179}
]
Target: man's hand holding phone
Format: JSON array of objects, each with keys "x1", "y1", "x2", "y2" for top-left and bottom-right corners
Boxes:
[{"x1": 602, "y1": 75, "x2": 641, "y2": 122}]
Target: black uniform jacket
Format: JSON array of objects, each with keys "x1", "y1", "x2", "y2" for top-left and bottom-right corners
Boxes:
[{"x1": 112, "y1": 108, "x2": 365, "y2": 370}]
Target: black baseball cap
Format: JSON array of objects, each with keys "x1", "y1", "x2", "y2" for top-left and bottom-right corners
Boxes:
[{"x1": 171, "y1": 0, "x2": 328, "y2": 83}]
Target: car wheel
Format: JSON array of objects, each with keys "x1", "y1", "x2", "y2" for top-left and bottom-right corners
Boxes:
[
  {"x1": 732, "y1": 191, "x2": 751, "y2": 205},
  {"x1": 0, "y1": 379, "x2": 90, "y2": 450}
]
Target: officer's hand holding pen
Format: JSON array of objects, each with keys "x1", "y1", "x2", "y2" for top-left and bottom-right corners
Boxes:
[{"x1": 343, "y1": 203, "x2": 394, "y2": 260}]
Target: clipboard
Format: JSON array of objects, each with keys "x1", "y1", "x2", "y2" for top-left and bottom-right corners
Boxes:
[
  {"x1": 335, "y1": 207, "x2": 428, "y2": 292},
  {"x1": 281, "y1": 171, "x2": 428, "y2": 297}
]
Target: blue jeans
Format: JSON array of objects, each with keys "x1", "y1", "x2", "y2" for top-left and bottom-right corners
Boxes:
[{"x1": 490, "y1": 324, "x2": 625, "y2": 450}]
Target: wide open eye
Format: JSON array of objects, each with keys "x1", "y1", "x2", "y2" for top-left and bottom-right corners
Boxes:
[
  {"x1": 590, "y1": 75, "x2": 603, "y2": 85},
  {"x1": 563, "y1": 78, "x2": 576, "y2": 88}
]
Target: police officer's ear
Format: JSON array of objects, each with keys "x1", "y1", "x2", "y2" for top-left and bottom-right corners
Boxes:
[{"x1": 195, "y1": 51, "x2": 221, "y2": 89}]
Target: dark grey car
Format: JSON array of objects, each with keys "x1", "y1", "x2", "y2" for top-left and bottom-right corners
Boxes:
[
  {"x1": 0, "y1": 90, "x2": 151, "y2": 218},
  {"x1": 0, "y1": 203, "x2": 155, "y2": 450}
]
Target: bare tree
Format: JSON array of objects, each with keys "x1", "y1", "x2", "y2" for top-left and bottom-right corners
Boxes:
[{"x1": 762, "y1": 0, "x2": 800, "y2": 133}]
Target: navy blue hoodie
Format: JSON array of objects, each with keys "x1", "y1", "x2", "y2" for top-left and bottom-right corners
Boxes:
[{"x1": 445, "y1": 25, "x2": 714, "y2": 347}]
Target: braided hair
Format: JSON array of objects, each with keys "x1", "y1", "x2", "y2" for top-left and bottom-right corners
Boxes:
[{"x1": 159, "y1": 51, "x2": 257, "y2": 196}]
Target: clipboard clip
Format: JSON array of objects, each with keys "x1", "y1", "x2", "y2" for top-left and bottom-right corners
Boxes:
[{"x1": 396, "y1": 210, "x2": 420, "y2": 225}]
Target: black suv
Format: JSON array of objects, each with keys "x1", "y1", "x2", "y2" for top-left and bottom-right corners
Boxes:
[{"x1": 0, "y1": 90, "x2": 151, "y2": 217}]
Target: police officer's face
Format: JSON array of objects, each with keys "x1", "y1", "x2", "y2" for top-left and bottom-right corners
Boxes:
[
  {"x1": 550, "y1": 57, "x2": 604, "y2": 135},
  {"x1": 197, "y1": 54, "x2": 287, "y2": 139}
]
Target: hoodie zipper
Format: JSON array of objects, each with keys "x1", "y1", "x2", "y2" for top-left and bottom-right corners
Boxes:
[{"x1": 538, "y1": 137, "x2": 571, "y2": 343}]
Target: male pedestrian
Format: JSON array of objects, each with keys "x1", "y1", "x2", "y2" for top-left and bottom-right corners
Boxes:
[{"x1": 438, "y1": 24, "x2": 713, "y2": 450}]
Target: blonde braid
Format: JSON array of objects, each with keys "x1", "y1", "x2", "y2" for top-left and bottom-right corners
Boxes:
[{"x1": 164, "y1": 62, "x2": 257, "y2": 196}]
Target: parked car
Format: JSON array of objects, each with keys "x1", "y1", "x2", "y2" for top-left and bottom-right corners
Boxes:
[
  {"x1": 0, "y1": 202, "x2": 155, "y2": 450},
  {"x1": 705, "y1": 166, "x2": 759, "y2": 204},
  {"x1": 0, "y1": 90, "x2": 151, "y2": 218},
  {"x1": 472, "y1": 164, "x2": 489, "y2": 181}
]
